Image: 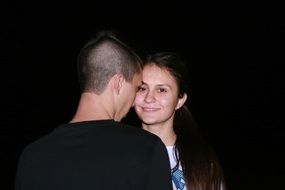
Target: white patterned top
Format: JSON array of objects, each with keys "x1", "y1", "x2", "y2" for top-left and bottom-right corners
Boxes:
[{"x1": 167, "y1": 146, "x2": 187, "y2": 190}]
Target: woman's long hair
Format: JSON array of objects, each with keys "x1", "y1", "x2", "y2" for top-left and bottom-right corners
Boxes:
[{"x1": 145, "y1": 52, "x2": 226, "y2": 190}]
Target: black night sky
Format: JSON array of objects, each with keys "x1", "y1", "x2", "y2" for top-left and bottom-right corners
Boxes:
[{"x1": 1, "y1": 2, "x2": 283, "y2": 190}]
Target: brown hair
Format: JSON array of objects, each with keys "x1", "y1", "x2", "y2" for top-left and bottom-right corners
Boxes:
[
  {"x1": 77, "y1": 30, "x2": 142, "y2": 94},
  {"x1": 145, "y1": 52, "x2": 226, "y2": 190}
]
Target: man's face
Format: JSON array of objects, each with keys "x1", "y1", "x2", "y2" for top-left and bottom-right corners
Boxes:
[{"x1": 115, "y1": 72, "x2": 142, "y2": 121}]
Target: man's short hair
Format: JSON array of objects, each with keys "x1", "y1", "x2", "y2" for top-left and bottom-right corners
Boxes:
[{"x1": 77, "y1": 30, "x2": 142, "y2": 94}]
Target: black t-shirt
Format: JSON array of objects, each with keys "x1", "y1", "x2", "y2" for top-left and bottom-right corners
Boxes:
[{"x1": 15, "y1": 120, "x2": 172, "y2": 190}]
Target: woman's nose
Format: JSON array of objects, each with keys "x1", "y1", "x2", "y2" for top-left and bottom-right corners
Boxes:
[{"x1": 144, "y1": 91, "x2": 155, "y2": 103}]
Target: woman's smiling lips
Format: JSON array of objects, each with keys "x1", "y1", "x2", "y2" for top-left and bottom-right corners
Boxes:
[{"x1": 141, "y1": 107, "x2": 160, "y2": 112}]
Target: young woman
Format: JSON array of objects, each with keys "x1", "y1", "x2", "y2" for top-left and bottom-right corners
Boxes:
[{"x1": 134, "y1": 52, "x2": 226, "y2": 190}]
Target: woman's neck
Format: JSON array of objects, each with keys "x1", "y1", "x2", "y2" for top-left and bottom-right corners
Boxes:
[{"x1": 142, "y1": 122, "x2": 176, "y2": 146}]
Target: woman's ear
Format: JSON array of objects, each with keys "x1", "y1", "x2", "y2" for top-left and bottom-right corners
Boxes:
[{"x1": 176, "y1": 93, "x2": 187, "y2": 110}]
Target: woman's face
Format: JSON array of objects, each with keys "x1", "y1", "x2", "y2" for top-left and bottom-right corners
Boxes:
[{"x1": 134, "y1": 64, "x2": 186, "y2": 126}]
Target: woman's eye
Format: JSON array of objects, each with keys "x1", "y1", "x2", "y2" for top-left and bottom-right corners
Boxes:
[
  {"x1": 137, "y1": 86, "x2": 146, "y2": 92},
  {"x1": 158, "y1": 88, "x2": 167, "y2": 93}
]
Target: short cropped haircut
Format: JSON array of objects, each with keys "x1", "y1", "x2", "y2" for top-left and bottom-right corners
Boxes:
[{"x1": 77, "y1": 31, "x2": 142, "y2": 94}]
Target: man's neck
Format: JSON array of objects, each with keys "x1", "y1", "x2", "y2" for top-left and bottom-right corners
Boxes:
[{"x1": 70, "y1": 92, "x2": 115, "y2": 123}]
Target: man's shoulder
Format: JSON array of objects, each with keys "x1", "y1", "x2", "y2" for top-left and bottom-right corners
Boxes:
[
  {"x1": 18, "y1": 128, "x2": 58, "y2": 158},
  {"x1": 112, "y1": 122, "x2": 160, "y2": 140},
  {"x1": 95, "y1": 121, "x2": 164, "y2": 148},
  {"x1": 18, "y1": 120, "x2": 163, "y2": 158}
]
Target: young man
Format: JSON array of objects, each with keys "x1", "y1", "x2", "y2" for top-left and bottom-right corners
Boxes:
[{"x1": 15, "y1": 31, "x2": 172, "y2": 190}]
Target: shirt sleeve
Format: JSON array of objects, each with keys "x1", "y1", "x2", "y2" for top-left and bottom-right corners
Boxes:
[
  {"x1": 145, "y1": 139, "x2": 173, "y2": 190},
  {"x1": 14, "y1": 149, "x2": 27, "y2": 190}
]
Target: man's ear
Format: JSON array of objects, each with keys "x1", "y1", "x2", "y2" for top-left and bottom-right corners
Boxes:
[
  {"x1": 175, "y1": 93, "x2": 187, "y2": 110},
  {"x1": 111, "y1": 74, "x2": 124, "y2": 95}
]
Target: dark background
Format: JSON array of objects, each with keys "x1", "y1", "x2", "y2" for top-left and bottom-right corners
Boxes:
[{"x1": 1, "y1": 2, "x2": 283, "y2": 190}]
